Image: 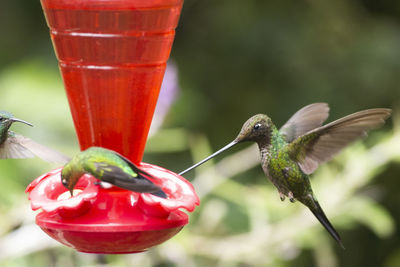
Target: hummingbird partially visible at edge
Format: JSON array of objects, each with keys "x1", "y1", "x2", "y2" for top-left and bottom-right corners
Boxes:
[
  {"x1": 0, "y1": 110, "x2": 70, "y2": 163},
  {"x1": 179, "y1": 103, "x2": 392, "y2": 248},
  {"x1": 61, "y1": 146, "x2": 167, "y2": 198}
]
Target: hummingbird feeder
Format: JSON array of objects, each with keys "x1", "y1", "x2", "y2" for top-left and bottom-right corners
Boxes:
[{"x1": 25, "y1": 0, "x2": 199, "y2": 254}]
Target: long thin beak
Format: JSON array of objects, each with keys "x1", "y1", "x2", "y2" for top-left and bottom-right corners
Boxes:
[
  {"x1": 11, "y1": 118, "x2": 33, "y2": 127},
  {"x1": 179, "y1": 140, "x2": 238, "y2": 175}
]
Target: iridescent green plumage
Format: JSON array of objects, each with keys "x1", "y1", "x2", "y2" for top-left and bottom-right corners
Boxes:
[
  {"x1": 0, "y1": 110, "x2": 69, "y2": 163},
  {"x1": 179, "y1": 103, "x2": 392, "y2": 248},
  {"x1": 61, "y1": 147, "x2": 167, "y2": 198}
]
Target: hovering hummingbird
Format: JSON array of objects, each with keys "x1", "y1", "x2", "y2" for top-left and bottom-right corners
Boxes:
[
  {"x1": 61, "y1": 146, "x2": 167, "y2": 198},
  {"x1": 179, "y1": 103, "x2": 392, "y2": 248},
  {"x1": 0, "y1": 110, "x2": 70, "y2": 163}
]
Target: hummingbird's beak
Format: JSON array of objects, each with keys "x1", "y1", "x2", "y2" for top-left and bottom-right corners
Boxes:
[
  {"x1": 179, "y1": 140, "x2": 239, "y2": 175},
  {"x1": 11, "y1": 118, "x2": 33, "y2": 127}
]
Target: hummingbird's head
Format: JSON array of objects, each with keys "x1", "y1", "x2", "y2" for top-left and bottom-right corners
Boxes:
[
  {"x1": 178, "y1": 114, "x2": 273, "y2": 176},
  {"x1": 234, "y1": 114, "x2": 273, "y2": 144},
  {"x1": 61, "y1": 173, "x2": 69, "y2": 188},
  {"x1": 61, "y1": 164, "x2": 77, "y2": 196},
  {"x1": 0, "y1": 111, "x2": 33, "y2": 131}
]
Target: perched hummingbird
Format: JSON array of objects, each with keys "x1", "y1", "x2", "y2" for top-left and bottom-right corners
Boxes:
[
  {"x1": 0, "y1": 111, "x2": 70, "y2": 163},
  {"x1": 179, "y1": 103, "x2": 392, "y2": 248},
  {"x1": 61, "y1": 146, "x2": 167, "y2": 198}
]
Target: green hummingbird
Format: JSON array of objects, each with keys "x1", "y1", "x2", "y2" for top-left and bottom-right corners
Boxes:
[
  {"x1": 0, "y1": 110, "x2": 70, "y2": 163},
  {"x1": 179, "y1": 103, "x2": 392, "y2": 248},
  {"x1": 61, "y1": 146, "x2": 167, "y2": 198}
]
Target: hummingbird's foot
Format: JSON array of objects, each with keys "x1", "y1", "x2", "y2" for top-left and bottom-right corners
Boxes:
[
  {"x1": 279, "y1": 192, "x2": 285, "y2": 201},
  {"x1": 288, "y1": 191, "x2": 295, "y2": 203}
]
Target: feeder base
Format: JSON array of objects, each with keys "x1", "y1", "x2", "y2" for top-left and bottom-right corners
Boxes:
[
  {"x1": 38, "y1": 212, "x2": 184, "y2": 254},
  {"x1": 27, "y1": 164, "x2": 199, "y2": 254}
]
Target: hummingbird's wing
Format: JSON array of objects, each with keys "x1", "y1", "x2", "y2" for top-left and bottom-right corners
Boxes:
[
  {"x1": 288, "y1": 108, "x2": 391, "y2": 174},
  {"x1": 114, "y1": 152, "x2": 157, "y2": 179},
  {"x1": 91, "y1": 154, "x2": 167, "y2": 198},
  {"x1": 0, "y1": 135, "x2": 35, "y2": 159},
  {"x1": 113, "y1": 153, "x2": 168, "y2": 198},
  {"x1": 0, "y1": 134, "x2": 70, "y2": 163},
  {"x1": 280, "y1": 103, "x2": 330, "y2": 143}
]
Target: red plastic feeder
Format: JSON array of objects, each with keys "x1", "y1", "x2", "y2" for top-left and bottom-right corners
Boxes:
[
  {"x1": 26, "y1": 165, "x2": 198, "y2": 253},
  {"x1": 26, "y1": 0, "x2": 199, "y2": 254}
]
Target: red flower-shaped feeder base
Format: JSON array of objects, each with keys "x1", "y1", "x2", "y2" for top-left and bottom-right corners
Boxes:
[{"x1": 26, "y1": 163, "x2": 199, "y2": 254}]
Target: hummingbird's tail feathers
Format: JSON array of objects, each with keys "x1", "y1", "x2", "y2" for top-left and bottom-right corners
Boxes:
[
  {"x1": 12, "y1": 135, "x2": 71, "y2": 164},
  {"x1": 150, "y1": 189, "x2": 168, "y2": 198},
  {"x1": 109, "y1": 177, "x2": 167, "y2": 198},
  {"x1": 309, "y1": 200, "x2": 345, "y2": 249}
]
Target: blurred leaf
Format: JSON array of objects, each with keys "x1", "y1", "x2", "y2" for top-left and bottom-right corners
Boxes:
[
  {"x1": 146, "y1": 128, "x2": 189, "y2": 153},
  {"x1": 343, "y1": 197, "x2": 395, "y2": 238}
]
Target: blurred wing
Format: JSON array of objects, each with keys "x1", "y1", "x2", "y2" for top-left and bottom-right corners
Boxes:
[
  {"x1": 92, "y1": 156, "x2": 166, "y2": 198},
  {"x1": 0, "y1": 136, "x2": 35, "y2": 159},
  {"x1": 280, "y1": 103, "x2": 330, "y2": 143},
  {"x1": 288, "y1": 108, "x2": 391, "y2": 174},
  {"x1": 12, "y1": 135, "x2": 71, "y2": 164}
]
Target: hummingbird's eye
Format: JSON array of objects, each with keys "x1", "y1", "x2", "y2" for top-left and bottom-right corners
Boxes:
[{"x1": 253, "y1": 123, "x2": 262, "y2": 130}]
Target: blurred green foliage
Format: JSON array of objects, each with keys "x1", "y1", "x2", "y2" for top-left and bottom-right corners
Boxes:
[{"x1": 0, "y1": 0, "x2": 400, "y2": 266}]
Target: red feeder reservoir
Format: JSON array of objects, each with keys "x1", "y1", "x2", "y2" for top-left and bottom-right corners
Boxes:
[{"x1": 26, "y1": 0, "x2": 199, "y2": 254}]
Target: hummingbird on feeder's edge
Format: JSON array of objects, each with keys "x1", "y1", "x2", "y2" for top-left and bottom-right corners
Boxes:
[
  {"x1": 179, "y1": 103, "x2": 392, "y2": 248},
  {"x1": 0, "y1": 111, "x2": 70, "y2": 163},
  {"x1": 61, "y1": 146, "x2": 167, "y2": 198}
]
